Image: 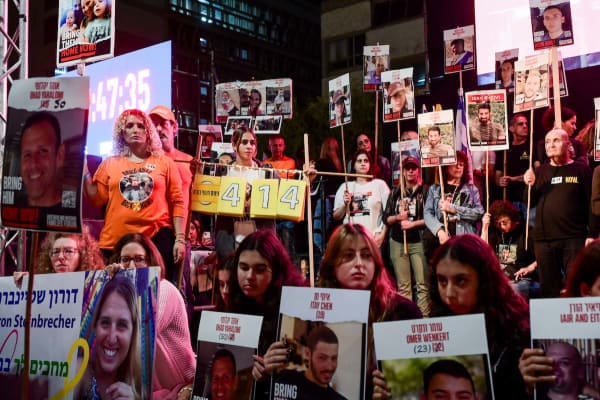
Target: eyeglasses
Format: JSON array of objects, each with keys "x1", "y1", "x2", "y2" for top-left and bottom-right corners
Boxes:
[
  {"x1": 119, "y1": 255, "x2": 147, "y2": 265},
  {"x1": 240, "y1": 139, "x2": 256, "y2": 146},
  {"x1": 50, "y1": 247, "x2": 79, "y2": 258}
]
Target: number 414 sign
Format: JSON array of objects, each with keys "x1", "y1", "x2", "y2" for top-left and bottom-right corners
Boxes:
[{"x1": 191, "y1": 175, "x2": 306, "y2": 222}]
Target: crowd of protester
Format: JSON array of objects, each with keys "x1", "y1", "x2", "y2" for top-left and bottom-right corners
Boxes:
[{"x1": 11, "y1": 105, "x2": 600, "y2": 399}]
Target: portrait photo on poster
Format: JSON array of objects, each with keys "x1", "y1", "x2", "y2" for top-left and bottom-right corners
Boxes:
[
  {"x1": 514, "y1": 55, "x2": 550, "y2": 113},
  {"x1": 379, "y1": 355, "x2": 493, "y2": 400},
  {"x1": 192, "y1": 341, "x2": 256, "y2": 400},
  {"x1": 271, "y1": 317, "x2": 366, "y2": 400},
  {"x1": 417, "y1": 110, "x2": 456, "y2": 167},
  {"x1": 225, "y1": 116, "x2": 253, "y2": 136},
  {"x1": 465, "y1": 90, "x2": 508, "y2": 151},
  {"x1": 265, "y1": 85, "x2": 291, "y2": 116},
  {"x1": 530, "y1": 0, "x2": 575, "y2": 49},
  {"x1": 76, "y1": 268, "x2": 160, "y2": 399},
  {"x1": 494, "y1": 48, "x2": 519, "y2": 91},
  {"x1": 56, "y1": 0, "x2": 116, "y2": 67},
  {"x1": 443, "y1": 25, "x2": 475, "y2": 74},
  {"x1": 363, "y1": 45, "x2": 390, "y2": 91},
  {"x1": 253, "y1": 115, "x2": 283, "y2": 134},
  {"x1": 382, "y1": 68, "x2": 415, "y2": 122},
  {"x1": 1, "y1": 77, "x2": 89, "y2": 233}
]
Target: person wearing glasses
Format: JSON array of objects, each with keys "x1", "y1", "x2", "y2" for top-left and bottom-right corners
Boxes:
[
  {"x1": 83, "y1": 109, "x2": 186, "y2": 284},
  {"x1": 214, "y1": 127, "x2": 277, "y2": 258},
  {"x1": 495, "y1": 114, "x2": 532, "y2": 219},
  {"x1": 108, "y1": 233, "x2": 196, "y2": 399},
  {"x1": 13, "y1": 230, "x2": 105, "y2": 286},
  {"x1": 353, "y1": 133, "x2": 392, "y2": 187}
]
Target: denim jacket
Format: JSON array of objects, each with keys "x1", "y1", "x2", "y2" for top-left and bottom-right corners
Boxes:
[{"x1": 424, "y1": 183, "x2": 484, "y2": 236}]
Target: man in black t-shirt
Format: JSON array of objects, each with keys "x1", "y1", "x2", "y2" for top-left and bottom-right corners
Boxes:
[{"x1": 272, "y1": 325, "x2": 347, "y2": 400}]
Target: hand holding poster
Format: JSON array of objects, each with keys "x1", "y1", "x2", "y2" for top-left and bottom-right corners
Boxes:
[
  {"x1": 514, "y1": 54, "x2": 550, "y2": 113},
  {"x1": 530, "y1": 298, "x2": 600, "y2": 399},
  {"x1": 443, "y1": 25, "x2": 475, "y2": 74},
  {"x1": 465, "y1": 89, "x2": 509, "y2": 151},
  {"x1": 530, "y1": 0, "x2": 574, "y2": 50},
  {"x1": 417, "y1": 110, "x2": 456, "y2": 167},
  {"x1": 193, "y1": 311, "x2": 263, "y2": 400},
  {"x1": 382, "y1": 68, "x2": 415, "y2": 122},
  {"x1": 269, "y1": 286, "x2": 370, "y2": 400},
  {"x1": 363, "y1": 45, "x2": 390, "y2": 91},
  {"x1": 374, "y1": 314, "x2": 494, "y2": 399},
  {"x1": 1, "y1": 77, "x2": 89, "y2": 232}
]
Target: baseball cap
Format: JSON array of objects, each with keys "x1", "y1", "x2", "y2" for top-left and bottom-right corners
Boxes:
[
  {"x1": 149, "y1": 105, "x2": 176, "y2": 122},
  {"x1": 402, "y1": 156, "x2": 420, "y2": 168}
]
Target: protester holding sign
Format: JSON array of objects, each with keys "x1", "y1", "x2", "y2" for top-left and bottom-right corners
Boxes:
[
  {"x1": 77, "y1": 273, "x2": 144, "y2": 399},
  {"x1": 423, "y1": 151, "x2": 484, "y2": 254},
  {"x1": 83, "y1": 109, "x2": 186, "y2": 283},
  {"x1": 214, "y1": 127, "x2": 278, "y2": 258},
  {"x1": 227, "y1": 230, "x2": 305, "y2": 398},
  {"x1": 333, "y1": 150, "x2": 390, "y2": 247},
  {"x1": 319, "y1": 224, "x2": 422, "y2": 398},
  {"x1": 428, "y1": 234, "x2": 530, "y2": 398},
  {"x1": 107, "y1": 233, "x2": 196, "y2": 398},
  {"x1": 519, "y1": 240, "x2": 600, "y2": 397}
]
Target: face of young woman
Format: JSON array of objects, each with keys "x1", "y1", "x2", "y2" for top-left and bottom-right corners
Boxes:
[
  {"x1": 334, "y1": 235, "x2": 375, "y2": 290},
  {"x1": 236, "y1": 132, "x2": 257, "y2": 163},
  {"x1": 237, "y1": 250, "x2": 273, "y2": 303},
  {"x1": 51, "y1": 237, "x2": 81, "y2": 273},
  {"x1": 218, "y1": 269, "x2": 231, "y2": 305},
  {"x1": 94, "y1": 292, "x2": 133, "y2": 378},
  {"x1": 435, "y1": 258, "x2": 479, "y2": 315},
  {"x1": 354, "y1": 154, "x2": 370, "y2": 175},
  {"x1": 119, "y1": 242, "x2": 148, "y2": 268},
  {"x1": 188, "y1": 222, "x2": 198, "y2": 244}
]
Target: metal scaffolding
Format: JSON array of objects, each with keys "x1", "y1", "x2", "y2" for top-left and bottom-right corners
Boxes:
[{"x1": 0, "y1": 0, "x2": 28, "y2": 275}]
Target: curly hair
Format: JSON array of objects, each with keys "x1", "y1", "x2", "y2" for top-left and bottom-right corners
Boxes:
[
  {"x1": 489, "y1": 200, "x2": 521, "y2": 223},
  {"x1": 319, "y1": 223, "x2": 399, "y2": 324},
  {"x1": 112, "y1": 109, "x2": 163, "y2": 157},
  {"x1": 36, "y1": 229, "x2": 105, "y2": 274},
  {"x1": 227, "y1": 229, "x2": 305, "y2": 353},
  {"x1": 108, "y1": 233, "x2": 166, "y2": 280},
  {"x1": 429, "y1": 234, "x2": 530, "y2": 353},
  {"x1": 575, "y1": 119, "x2": 596, "y2": 155},
  {"x1": 564, "y1": 239, "x2": 600, "y2": 297}
]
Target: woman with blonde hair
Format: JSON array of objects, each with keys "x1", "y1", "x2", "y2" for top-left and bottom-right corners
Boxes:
[{"x1": 83, "y1": 109, "x2": 186, "y2": 282}]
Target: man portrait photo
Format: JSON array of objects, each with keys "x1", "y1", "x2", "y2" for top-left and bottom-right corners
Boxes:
[
  {"x1": 208, "y1": 348, "x2": 239, "y2": 400},
  {"x1": 469, "y1": 103, "x2": 506, "y2": 144},
  {"x1": 422, "y1": 359, "x2": 478, "y2": 400},
  {"x1": 421, "y1": 126, "x2": 454, "y2": 159},
  {"x1": 274, "y1": 325, "x2": 348, "y2": 400},
  {"x1": 19, "y1": 111, "x2": 66, "y2": 207},
  {"x1": 449, "y1": 38, "x2": 473, "y2": 66}
]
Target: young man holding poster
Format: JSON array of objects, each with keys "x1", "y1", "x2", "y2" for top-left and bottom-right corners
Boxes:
[{"x1": 273, "y1": 325, "x2": 347, "y2": 400}]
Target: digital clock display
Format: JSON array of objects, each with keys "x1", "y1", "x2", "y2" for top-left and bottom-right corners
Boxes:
[{"x1": 64, "y1": 41, "x2": 171, "y2": 156}]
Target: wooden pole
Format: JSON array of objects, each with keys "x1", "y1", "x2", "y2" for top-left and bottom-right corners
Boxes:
[
  {"x1": 303, "y1": 134, "x2": 315, "y2": 287},
  {"x1": 340, "y1": 124, "x2": 351, "y2": 220},
  {"x1": 485, "y1": 150, "x2": 490, "y2": 212},
  {"x1": 22, "y1": 232, "x2": 39, "y2": 399},
  {"x1": 551, "y1": 48, "x2": 562, "y2": 128},
  {"x1": 525, "y1": 108, "x2": 534, "y2": 250},
  {"x1": 502, "y1": 150, "x2": 507, "y2": 201},
  {"x1": 438, "y1": 166, "x2": 449, "y2": 232},
  {"x1": 396, "y1": 120, "x2": 408, "y2": 254}
]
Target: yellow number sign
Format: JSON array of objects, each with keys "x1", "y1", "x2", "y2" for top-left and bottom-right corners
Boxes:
[
  {"x1": 217, "y1": 176, "x2": 247, "y2": 217},
  {"x1": 250, "y1": 179, "x2": 279, "y2": 219},
  {"x1": 276, "y1": 179, "x2": 306, "y2": 221},
  {"x1": 191, "y1": 175, "x2": 221, "y2": 214}
]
